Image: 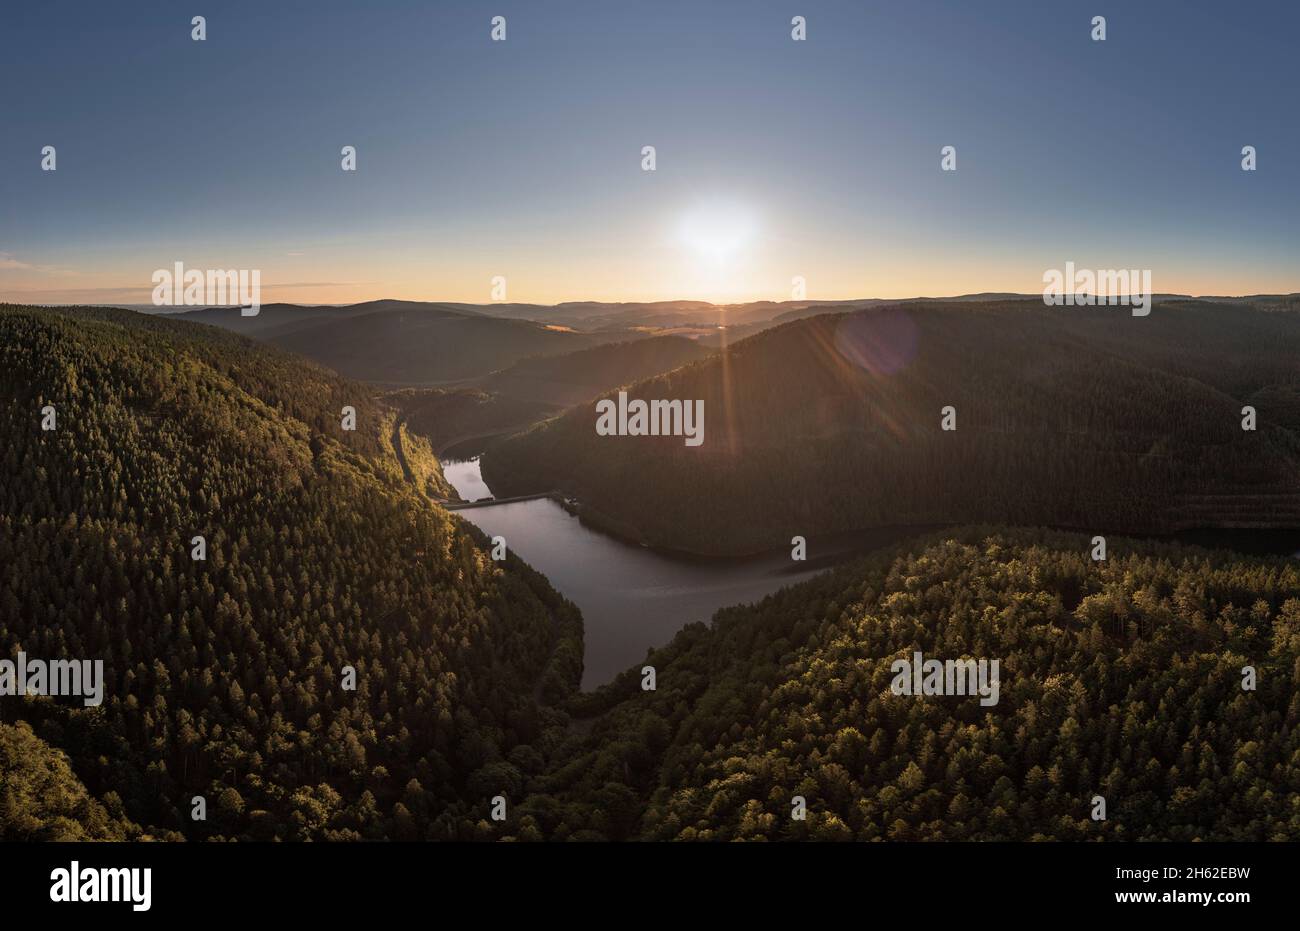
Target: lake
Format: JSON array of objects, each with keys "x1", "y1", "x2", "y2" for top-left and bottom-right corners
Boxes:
[
  {"x1": 442, "y1": 457, "x2": 494, "y2": 503},
  {"x1": 441, "y1": 456, "x2": 906, "y2": 690}
]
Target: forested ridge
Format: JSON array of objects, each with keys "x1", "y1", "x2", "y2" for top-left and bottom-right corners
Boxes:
[
  {"x1": 385, "y1": 387, "x2": 555, "y2": 456},
  {"x1": 249, "y1": 303, "x2": 621, "y2": 384},
  {"x1": 387, "y1": 337, "x2": 714, "y2": 457},
  {"x1": 484, "y1": 300, "x2": 1300, "y2": 555},
  {"x1": 480, "y1": 335, "x2": 713, "y2": 407},
  {"x1": 0, "y1": 304, "x2": 582, "y2": 840},
  {"x1": 519, "y1": 527, "x2": 1300, "y2": 841}
]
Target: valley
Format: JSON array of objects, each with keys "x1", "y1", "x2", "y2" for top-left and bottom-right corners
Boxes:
[{"x1": 5, "y1": 296, "x2": 1300, "y2": 843}]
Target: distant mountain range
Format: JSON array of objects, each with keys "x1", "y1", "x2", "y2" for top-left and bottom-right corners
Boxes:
[
  {"x1": 160, "y1": 293, "x2": 1300, "y2": 362},
  {"x1": 161, "y1": 291, "x2": 1300, "y2": 330},
  {"x1": 171, "y1": 300, "x2": 638, "y2": 385}
]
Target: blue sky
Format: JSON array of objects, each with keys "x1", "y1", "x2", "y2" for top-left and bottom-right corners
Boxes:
[{"x1": 2, "y1": 0, "x2": 1297, "y2": 304}]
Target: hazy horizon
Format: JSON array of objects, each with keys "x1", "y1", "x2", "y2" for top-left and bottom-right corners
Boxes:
[{"x1": 9, "y1": 288, "x2": 1300, "y2": 313}]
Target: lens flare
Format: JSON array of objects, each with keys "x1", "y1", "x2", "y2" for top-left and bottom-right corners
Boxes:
[{"x1": 833, "y1": 308, "x2": 920, "y2": 375}]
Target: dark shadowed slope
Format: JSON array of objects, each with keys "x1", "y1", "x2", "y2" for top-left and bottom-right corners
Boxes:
[
  {"x1": 174, "y1": 300, "x2": 641, "y2": 384},
  {"x1": 384, "y1": 387, "x2": 557, "y2": 455},
  {"x1": 170, "y1": 302, "x2": 354, "y2": 337},
  {"x1": 266, "y1": 306, "x2": 624, "y2": 384},
  {"x1": 484, "y1": 300, "x2": 1300, "y2": 555},
  {"x1": 481, "y1": 335, "x2": 713, "y2": 407},
  {"x1": 386, "y1": 336, "x2": 715, "y2": 454}
]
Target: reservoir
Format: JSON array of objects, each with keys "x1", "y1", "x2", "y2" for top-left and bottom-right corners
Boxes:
[
  {"x1": 441, "y1": 455, "x2": 892, "y2": 690},
  {"x1": 441, "y1": 457, "x2": 493, "y2": 503}
]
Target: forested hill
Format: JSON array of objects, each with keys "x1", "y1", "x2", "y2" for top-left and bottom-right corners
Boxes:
[
  {"x1": 519, "y1": 527, "x2": 1300, "y2": 841},
  {"x1": 181, "y1": 301, "x2": 628, "y2": 385},
  {"x1": 483, "y1": 300, "x2": 1300, "y2": 555},
  {"x1": 384, "y1": 337, "x2": 714, "y2": 454},
  {"x1": 0, "y1": 304, "x2": 582, "y2": 840}
]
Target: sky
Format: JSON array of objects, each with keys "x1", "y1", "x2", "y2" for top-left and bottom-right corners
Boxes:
[{"x1": 2, "y1": 0, "x2": 1298, "y2": 306}]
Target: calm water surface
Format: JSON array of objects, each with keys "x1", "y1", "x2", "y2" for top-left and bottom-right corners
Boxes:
[
  {"x1": 443, "y1": 457, "x2": 883, "y2": 689},
  {"x1": 442, "y1": 457, "x2": 493, "y2": 502}
]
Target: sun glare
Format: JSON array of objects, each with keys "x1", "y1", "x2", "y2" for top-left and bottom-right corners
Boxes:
[{"x1": 678, "y1": 202, "x2": 757, "y2": 262}]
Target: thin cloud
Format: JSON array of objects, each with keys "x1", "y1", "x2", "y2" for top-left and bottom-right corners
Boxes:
[
  {"x1": 0, "y1": 253, "x2": 35, "y2": 270},
  {"x1": 0, "y1": 252, "x2": 81, "y2": 276},
  {"x1": 0, "y1": 281, "x2": 359, "y2": 294}
]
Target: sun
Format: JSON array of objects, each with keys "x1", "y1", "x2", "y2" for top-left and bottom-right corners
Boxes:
[{"x1": 678, "y1": 201, "x2": 758, "y2": 262}]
